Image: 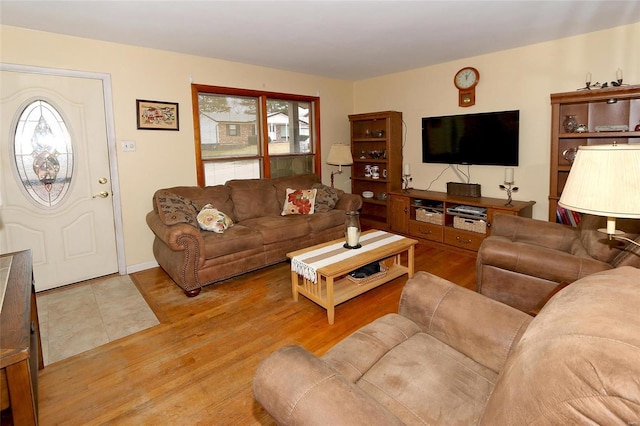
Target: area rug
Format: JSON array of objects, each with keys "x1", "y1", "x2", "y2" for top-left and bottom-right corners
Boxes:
[{"x1": 36, "y1": 275, "x2": 159, "y2": 365}]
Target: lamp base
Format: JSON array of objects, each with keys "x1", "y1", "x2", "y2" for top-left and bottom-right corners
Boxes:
[{"x1": 598, "y1": 228, "x2": 640, "y2": 248}]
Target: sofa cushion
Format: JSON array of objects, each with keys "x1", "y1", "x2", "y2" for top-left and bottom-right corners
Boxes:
[
  {"x1": 306, "y1": 209, "x2": 346, "y2": 233},
  {"x1": 197, "y1": 204, "x2": 234, "y2": 233},
  {"x1": 272, "y1": 173, "x2": 321, "y2": 206},
  {"x1": 155, "y1": 190, "x2": 199, "y2": 227},
  {"x1": 240, "y1": 215, "x2": 310, "y2": 244},
  {"x1": 226, "y1": 179, "x2": 281, "y2": 222},
  {"x1": 158, "y1": 185, "x2": 236, "y2": 222},
  {"x1": 312, "y1": 183, "x2": 341, "y2": 213},
  {"x1": 201, "y1": 225, "x2": 263, "y2": 259},
  {"x1": 281, "y1": 188, "x2": 317, "y2": 215},
  {"x1": 358, "y1": 331, "x2": 496, "y2": 425}
]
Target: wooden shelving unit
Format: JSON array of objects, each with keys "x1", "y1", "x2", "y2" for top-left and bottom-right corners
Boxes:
[
  {"x1": 349, "y1": 111, "x2": 403, "y2": 229},
  {"x1": 549, "y1": 85, "x2": 640, "y2": 222}
]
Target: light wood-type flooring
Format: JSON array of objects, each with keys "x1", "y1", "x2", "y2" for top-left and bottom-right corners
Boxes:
[{"x1": 36, "y1": 243, "x2": 476, "y2": 425}]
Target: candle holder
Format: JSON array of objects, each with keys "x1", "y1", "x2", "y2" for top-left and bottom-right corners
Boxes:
[
  {"x1": 344, "y1": 211, "x2": 362, "y2": 249},
  {"x1": 402, "y1": 174, "x2": 412, "y2": 192},
  {"x1": 499, "y1": 182, "x2": 519, "y2": 207}
]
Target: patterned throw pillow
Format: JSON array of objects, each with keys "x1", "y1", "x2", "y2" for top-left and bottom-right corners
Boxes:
[
  {"x1": 281, "y1": 188, "x2": 317, "y2": 215},
  {"x1": 196, "y1": 204, "x2": 234, "y2": 233},
  {"x1": 155, "y1": 190, "x2": 199, "y2": 226},
  {"x1": 312, "y1": 183, "x2": 340, "y2": 213}
]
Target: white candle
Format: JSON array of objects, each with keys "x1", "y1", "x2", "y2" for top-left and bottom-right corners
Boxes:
[
  {"x1": 505, "y1": 168, "x2": 514, "y2": 184},
  {"x1": 616, "y1": 68, "x2": 623, "y2": 81},
  {"x1": 403, "y1": 164, "x2": 411, "y2": 175},
  {"x1": 347, "y1": 226, "x2": 359, "y2": 247},
  {"x1": 586, "y1": 72, "x2": 592, "y2": 83}
]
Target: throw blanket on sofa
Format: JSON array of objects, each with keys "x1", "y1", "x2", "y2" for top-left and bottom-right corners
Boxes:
[{"x1": 291, "y1": 230, "x2": 405, "y2": 283}]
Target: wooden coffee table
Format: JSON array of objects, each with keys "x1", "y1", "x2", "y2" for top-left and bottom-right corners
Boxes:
[{"x1": 287, "y1": 230, "x2": 417, "y2": 324}]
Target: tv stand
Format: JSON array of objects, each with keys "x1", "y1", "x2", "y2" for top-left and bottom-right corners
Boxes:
[{"x1": 388, "y1": 189, "x2": 535, "y2": 252}]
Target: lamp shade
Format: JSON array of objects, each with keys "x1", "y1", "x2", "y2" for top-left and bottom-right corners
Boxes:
[
  {"x1": 558, "y1": 144, "x2": 640, "y2": 219},
  {"x1": 327, "y1": 144, "x2": 353, "y2": 166}
]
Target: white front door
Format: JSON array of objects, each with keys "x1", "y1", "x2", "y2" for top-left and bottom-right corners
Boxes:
[{"x1": 0, "y1": 66, "x2": 122, "y2": 291}]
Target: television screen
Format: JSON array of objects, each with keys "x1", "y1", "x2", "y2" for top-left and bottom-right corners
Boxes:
[{"x1": 422, "y1": 110, "x2": 519, "y2": 166}]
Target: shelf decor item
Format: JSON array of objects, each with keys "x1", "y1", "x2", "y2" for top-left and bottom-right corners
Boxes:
[
  {"x1": 344, "y1": 211, "x2": 362, "y2": 249},
  {"x1": 562, "y1": 114, "x2": 578, "y2": 133},
  {"x1": 499, "y1": 167, "x2": 519, "y2": 206},
  {"x1": 136, "y1": 99, "x2": 179, "y2": 130}
]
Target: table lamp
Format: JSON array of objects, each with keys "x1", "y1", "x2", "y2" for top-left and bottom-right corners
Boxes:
[
  {"x1": 558, "y1": 143, "x2": 640, "y2": 247},
  {"x1": 327, "y1": 144, "x2": 353, "y2": 188}
]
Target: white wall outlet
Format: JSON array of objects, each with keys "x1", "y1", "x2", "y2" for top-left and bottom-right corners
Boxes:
[{"x1": 121, "y1": 140, "x2": 136, "y2": 152}]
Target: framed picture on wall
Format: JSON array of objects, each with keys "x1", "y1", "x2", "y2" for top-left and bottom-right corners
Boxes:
[{"x1": 136, "y1": 99, "x2": 179, "y2": 130}]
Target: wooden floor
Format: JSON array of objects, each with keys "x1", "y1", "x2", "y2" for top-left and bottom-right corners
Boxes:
[{"x1": 36, "y1": 243, "x2": 477, "y2": 425}]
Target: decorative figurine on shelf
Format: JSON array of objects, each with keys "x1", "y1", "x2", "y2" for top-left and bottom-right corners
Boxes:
[
  {"x1": 580, "y1": 69, "x2": 624, "y2": 90},
  {"x1": 499, "y1": 168, "x2": 519, "y2": 207}
]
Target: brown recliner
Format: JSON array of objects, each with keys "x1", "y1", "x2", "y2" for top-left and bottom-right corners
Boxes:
[
  {"x1": 476, "y1": 213, "x2": 640, "y2": 313},
  {"x1": 253, "y1": 267, "x2": 640, "y2": 425}
]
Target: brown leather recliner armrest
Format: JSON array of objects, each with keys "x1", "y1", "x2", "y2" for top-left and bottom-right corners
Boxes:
[{"x1": 491, "y1": 214, "x2": 579, "y2": 252}]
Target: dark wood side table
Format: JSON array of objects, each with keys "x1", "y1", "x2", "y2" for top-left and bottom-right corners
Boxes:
[{"x1": 1, "y1": 250, "x2": 43, "y2": 425}]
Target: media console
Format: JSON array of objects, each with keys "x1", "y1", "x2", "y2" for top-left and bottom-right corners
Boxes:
[{"x1": 388, "y1": 189, "x2": 535, "y2": 252}]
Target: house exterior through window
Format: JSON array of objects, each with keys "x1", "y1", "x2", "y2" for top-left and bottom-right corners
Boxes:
[{"x1": 192, "y1": 85, "x2": 320, "y2": 186}]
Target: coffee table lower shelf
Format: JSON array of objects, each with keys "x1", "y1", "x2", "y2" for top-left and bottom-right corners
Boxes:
[{"x1": 289, "y1": 233, "x2": 416, "y2": 324}]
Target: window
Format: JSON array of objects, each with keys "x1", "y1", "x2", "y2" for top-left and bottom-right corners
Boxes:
[
  {"x1": 192, "y1": 85, "x2": 320, "y2": 186},
  {"x1": 227, "y1": 124, "x2": 239, "y2": 136},
  {"x1": 13, "y1": 99, "x2": 73, "y2": 207}
]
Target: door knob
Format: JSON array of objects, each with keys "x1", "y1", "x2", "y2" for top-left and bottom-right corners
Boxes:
[
  {"x1": 98, "y1": 177, "x2": 108, "y2": 184},
  {"x1": 92, "y1": 191, "x2": 109, "y2": 198}
]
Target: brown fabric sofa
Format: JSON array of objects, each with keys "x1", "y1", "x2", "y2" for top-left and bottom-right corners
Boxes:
[
  {"x1": 253, "y1": 267, "x2": 640, "y2": 425},
  {"x1": 476, "y1": 213, "x2": 640, "y2": 312},
  {"x1": 146, "y1": 174, "x2": 362, "y2": 296}
]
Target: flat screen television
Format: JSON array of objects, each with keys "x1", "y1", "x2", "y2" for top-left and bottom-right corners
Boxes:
[{"x1": 422, "y1": 110, "x2": 519, "y2": 166}]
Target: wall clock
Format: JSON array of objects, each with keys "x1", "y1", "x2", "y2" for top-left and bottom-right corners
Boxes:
[{"x1": 454, "y1": 67, "x2": 480, "y2": 107}]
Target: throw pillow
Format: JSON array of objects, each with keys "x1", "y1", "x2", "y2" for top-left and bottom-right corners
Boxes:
[
  {"x1": 155, "y1": 190, "x2": 199, "y2": 227},
  {"x1": 197, "y1": 204, "x2": 234, "y2": 233},
  {"x1": 281, "y1": 188, "x2": 317, "y2": 215},
  {"x1": 312, "y1": 183, "x2": 340, "y2": 213}
]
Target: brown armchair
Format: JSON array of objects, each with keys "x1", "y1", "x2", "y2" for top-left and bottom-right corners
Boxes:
[
  {"x1": 254, "y1": 268, "x2": 640, "y2": 425},
  {"x1": 476, "y1": 213, "x2": 640, "y2": 312}
]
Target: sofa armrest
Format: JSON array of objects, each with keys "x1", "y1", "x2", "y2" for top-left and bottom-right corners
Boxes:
[
  {"x1": 491, "y1": 214, "x2": 579, "y2": 252},
  {"x1": 253, "y1": 345, "x2": 403, "y2": 426},
  {"x1": 146, "y1": 211, "x2": 205, "y2": 266},
  {"x1": 477, "y1": 237, "x2": 612, "y2": 283},
  {"x1": 334, "y1": 192, "x2": 363, "y2": 212},
  {"x1": 398, "y1": 271, "x2": 532, "y2": 373}
]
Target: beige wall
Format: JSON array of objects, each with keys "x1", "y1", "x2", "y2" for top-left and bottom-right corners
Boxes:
[
  {"x1": 0, "y1": 25, "x2": 354, "y2": 269},
  {"x1": 1, "y1": 23, "x2": 638, "y2": 271},
  {"x1": 354, "y1": 23, "x2": 640, "y2": 220}
]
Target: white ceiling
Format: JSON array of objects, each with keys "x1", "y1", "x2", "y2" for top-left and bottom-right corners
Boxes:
[{"x1": 2, "y1": 1, "x2": 639, "y2": 80}]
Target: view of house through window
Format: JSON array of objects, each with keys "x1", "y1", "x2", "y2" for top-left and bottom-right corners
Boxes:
[{"x1": 193, "y1": 85, "x2": 319, "y2": 186}]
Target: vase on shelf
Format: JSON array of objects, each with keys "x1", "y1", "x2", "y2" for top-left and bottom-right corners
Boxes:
[
  {"x1": 562, "y1": 115, "x2": 578, "y2": 133},
  {"x1": 635, "y1": 121, "x2": 640, "y2": 132}
]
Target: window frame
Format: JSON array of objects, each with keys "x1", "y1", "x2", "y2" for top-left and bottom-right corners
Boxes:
[{"x1": 191, "y1": 84, "x2": 322, "y2": 186}]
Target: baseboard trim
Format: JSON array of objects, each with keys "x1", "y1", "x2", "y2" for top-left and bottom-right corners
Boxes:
[{"x1": 126, "y1": 260, "x2": 159, "y2": 274}]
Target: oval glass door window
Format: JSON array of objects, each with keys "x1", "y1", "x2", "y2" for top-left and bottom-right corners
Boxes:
[{"x1": 14, "y1": 99, "x2": 73, "y2": 207}]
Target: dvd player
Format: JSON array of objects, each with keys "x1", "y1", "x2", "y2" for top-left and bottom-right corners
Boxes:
[{"x1": 447, "y1": 205, "x2": 487, "y2": 218}]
